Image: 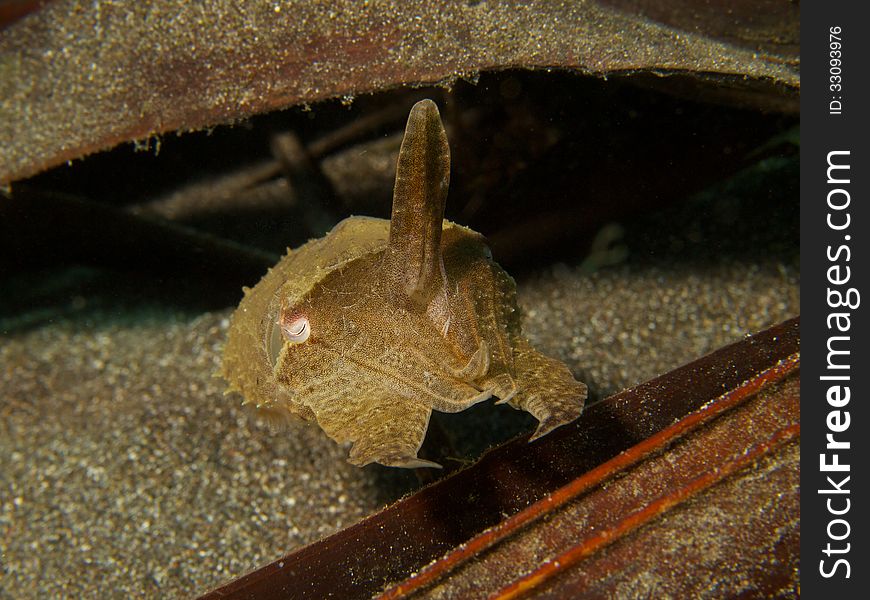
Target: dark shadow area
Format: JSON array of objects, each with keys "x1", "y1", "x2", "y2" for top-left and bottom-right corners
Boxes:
[
  {"x1": 6, "y1": 71, "x2": 797, "y2": 270},
  {"x1": 1, "y1": 70, "x2": 798, "y2": 341}
]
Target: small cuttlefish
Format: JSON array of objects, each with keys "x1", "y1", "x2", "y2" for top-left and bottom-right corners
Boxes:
[{"x1": 222, "y1": 99, "x2": 587, "y2": 468}]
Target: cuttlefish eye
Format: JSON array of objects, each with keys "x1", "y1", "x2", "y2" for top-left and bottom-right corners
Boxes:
[{"x1": 281, "y1": 315, "x2": 311, "y2": 344}]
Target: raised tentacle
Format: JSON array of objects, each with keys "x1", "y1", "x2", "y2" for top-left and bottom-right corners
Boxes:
[{"x1": 384, "y1": 99, "x2": 450, "y2": 308}]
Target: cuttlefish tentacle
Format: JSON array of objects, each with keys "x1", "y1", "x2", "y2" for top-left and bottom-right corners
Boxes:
[{"x1": 384, "y1": 99, "x2": 451, "y2": 309}]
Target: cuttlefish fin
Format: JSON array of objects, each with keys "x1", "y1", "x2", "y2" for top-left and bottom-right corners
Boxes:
[{"x1": 385, "y1": 99, "x2": 450, "y2": 308}]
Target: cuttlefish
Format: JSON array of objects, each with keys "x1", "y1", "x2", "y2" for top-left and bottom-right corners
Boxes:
[{"x1": 222, "y1": 99, "x2": 586, "y2": 468}]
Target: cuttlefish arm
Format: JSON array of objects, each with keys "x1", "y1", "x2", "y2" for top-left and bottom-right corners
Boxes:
[
  {"x1": 499, "y1": 337, "x2": 588, "y2": 440},
  {"x1": 384, "y1": 99, "x2": 450, "y2": 308},
  {"x1": 310, "y1": 374, "x2": 440, "y2": 468}
]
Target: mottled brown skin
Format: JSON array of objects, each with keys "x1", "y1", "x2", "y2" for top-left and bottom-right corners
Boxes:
[{"x1": 222, "y1": 100, "x2": 587, "y2": 468}]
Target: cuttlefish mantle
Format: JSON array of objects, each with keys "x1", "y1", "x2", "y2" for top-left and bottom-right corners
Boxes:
[{"x1": 221, "y1": 99, "x2": 587, "y2": 468}]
